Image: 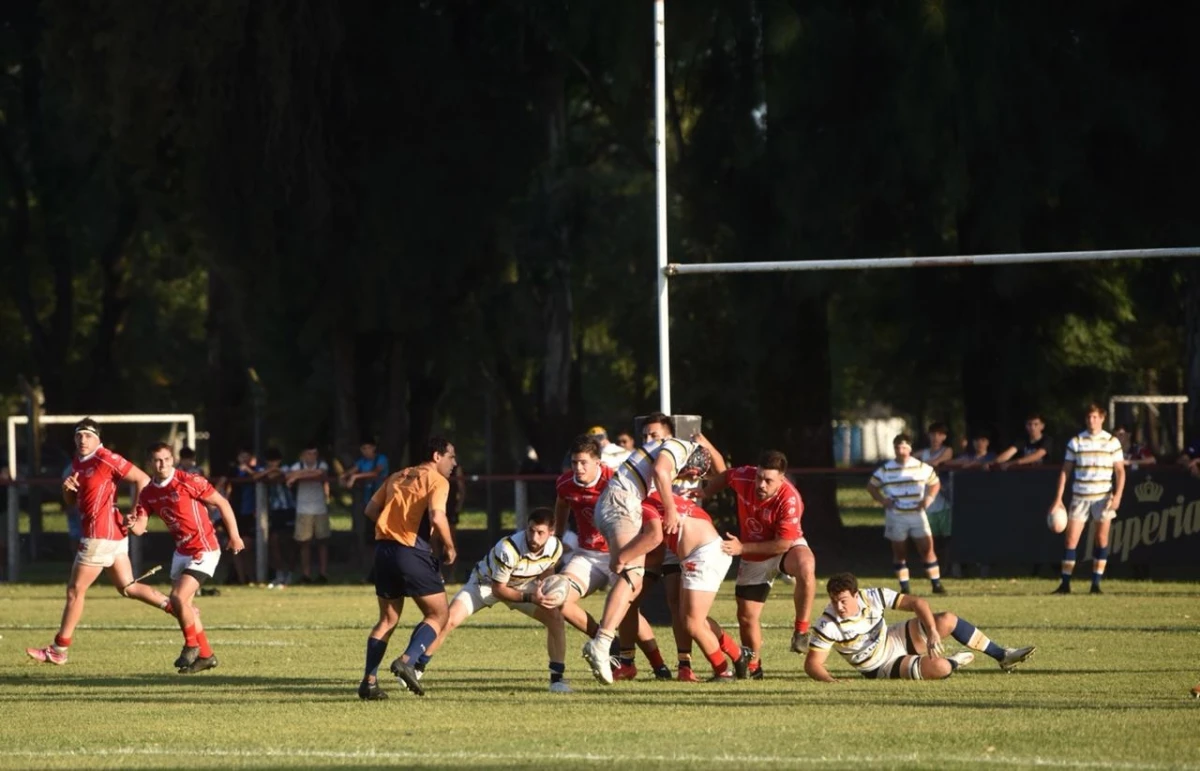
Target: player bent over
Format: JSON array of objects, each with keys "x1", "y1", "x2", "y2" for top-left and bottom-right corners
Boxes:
[
  {"x1": 642, "y1": 488, "x2": 747, "y2": 682},
  {"x1": 703, "y1": 450, "x2": 814, "y2": 679},
  {"x1": 130, "y1": 443, "x2": 245, "y2": 673},
  {"x1": 27, "y1": 419, "x2": 174, "y2": 666},
  {"x1": 357, "y1": 437, "x2": 458, "y2": 700},
  {"x1": 804, "y1": 572, "x2": 1036, "y2": 682},
  {"x1": 422, "y1": 508, "x2": 570, "y2": 692},
  {"x1": 580, "y1": 413, "x2": 721, "y2": 684},
  {"x1": 554, "y1": 434, "x2": 673, "y2": 680}
]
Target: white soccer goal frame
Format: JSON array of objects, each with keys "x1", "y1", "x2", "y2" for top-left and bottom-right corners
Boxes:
[
  {"x1": 5, "y1": 413, "x2": 196, "y2": 582},
  {"x1": 1107, "y1": 395, "x2": 1188, "y2": 453}
]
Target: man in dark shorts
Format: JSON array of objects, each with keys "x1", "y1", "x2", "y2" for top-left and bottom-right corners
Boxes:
[{"x1": 356, "y1": 437, "x2": 458, "y2": 700}]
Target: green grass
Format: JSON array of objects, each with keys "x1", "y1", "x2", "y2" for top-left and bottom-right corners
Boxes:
[{"x1": 3, "y1": 576, "x2": 1199, "y2": 769}]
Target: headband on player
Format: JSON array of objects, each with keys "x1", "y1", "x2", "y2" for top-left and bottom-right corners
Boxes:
[{"x1": 74, "y1": 423, "x2": 101, "y2": 438}]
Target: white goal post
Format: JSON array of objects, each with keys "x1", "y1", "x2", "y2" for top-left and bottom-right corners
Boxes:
[
  {"x1": 1107, "y1": 395, "x2": 1188, "y2": 453},
  {"x1": 5, "y1": 413, "x2": 196, "y2": 582}
]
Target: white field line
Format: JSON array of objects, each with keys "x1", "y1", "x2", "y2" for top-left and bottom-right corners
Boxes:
[
  {"x1": 126, "y1": 639, "x2": 304, "y2": 646},
  {"x1": 0, "y1": 746, "x2": 1193, "y2": 770}
]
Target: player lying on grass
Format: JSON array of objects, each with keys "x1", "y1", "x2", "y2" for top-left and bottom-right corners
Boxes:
[
  {"x1": 26, "y1": 419, "x2": 175, "y2": 666},
  {"x1": 129, "y1": 443, "x2": 245, "y2": 674},
  {"x1": 804, "y1": 572, "x2": 1036, "y2": 682},
  {"x1": 640, "y1": 482, "x2": 748, "y2": 683},
  {"x1": 554, "y1": 433, "x2": 673, "y2": 680},
  {"x1": 418, "y1": 508, "x2": 572, "y2": 693}
]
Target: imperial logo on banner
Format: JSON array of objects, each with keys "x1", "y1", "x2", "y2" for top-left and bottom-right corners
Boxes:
[{"x1": 952, "y1": 469, "x2": 1200, "y2": 567}]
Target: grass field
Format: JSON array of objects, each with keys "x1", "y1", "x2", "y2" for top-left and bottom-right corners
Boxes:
[{"x1": 3, "y1": 574, "x2": 1199, "y2": 770}]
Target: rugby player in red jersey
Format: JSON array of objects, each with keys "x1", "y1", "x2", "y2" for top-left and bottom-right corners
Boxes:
[
  {"x1": 26, "y1": 419, "x2": 173, "y2": 665},
  {"x1": 641, "y1": 485, "x2": 748, "y2": 682},
  {"x1": 702, "y1": 450, "x2": 815, "y2": 679},
  {"x1": 130, "y1": 443, "x2": 244, "y2": 673},
  {"x1": 553, "y1": 434, "x2": 672, "y2": 680}
]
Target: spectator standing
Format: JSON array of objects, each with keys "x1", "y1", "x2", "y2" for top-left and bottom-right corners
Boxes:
[
  {"x1": 992, "y1": 413, "x2": 1054, "y2": 469},
  {"x1": 223, "y1": 448, "x2": 261, "y2": 585},
  {"x1": 255, "y1": 448, "x2": 296, "y2": 586},
  {"x1": 288, "y1": 443, "x2": 331, "y2": 584}
]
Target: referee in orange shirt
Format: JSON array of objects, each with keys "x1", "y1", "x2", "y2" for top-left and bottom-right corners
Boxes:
[{"x1": 357, "y1": 437, "x2": 459, "y2": 700}]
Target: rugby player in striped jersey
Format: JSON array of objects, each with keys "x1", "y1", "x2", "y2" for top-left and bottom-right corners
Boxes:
[{"x1": 805, "y1": 572, "x2": 1035, "y2": 682}]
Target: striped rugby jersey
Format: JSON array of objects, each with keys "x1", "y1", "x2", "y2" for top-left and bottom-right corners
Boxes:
[
  {"x1": 810, "y1": 587, "x2": 902, "y2": 672},
  {"x1": 614, "y1": 437, "x2": 696, "y2": 497},
  {"x1": 868, "y1": 458, "x2": 939, "y2": 513},
  {"x1": 472, "y1": 530, "x2": 563, "y2": 591},
  {"x1": 1065, "y1": 430, "x2": 1123, "y2": 502}
]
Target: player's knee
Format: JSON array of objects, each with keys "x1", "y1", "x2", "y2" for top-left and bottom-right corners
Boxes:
[
  {"x1": 922, "y1": 656, "x2": 953, "y2": 680},
  {"x1": 935, "y1": 611, "x2": 957, "y2": 632}
]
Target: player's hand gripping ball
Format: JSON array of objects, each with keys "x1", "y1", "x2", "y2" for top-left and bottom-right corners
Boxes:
[
  {"x1": 536, "y1": 574, "x2": 572, "y2": 608},
  {"x1": 1047, "y1": 504, "x2": 1067, "y2": 534}
]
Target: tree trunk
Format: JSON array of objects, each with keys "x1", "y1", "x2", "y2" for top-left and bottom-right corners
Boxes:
[
  {"x1": 205, "y1": 269, "x2": 243, "y2": 473},
  {"x1": 331, "y1": 324, "x2": 360, "y2": 467},
  {"x1": 381, "y1": 336, "x2": 409, "y2": 466},
  {"x1": 83, "y1": 195, "x2": 139, "y2": 407},
  {"x1": 1184, "y1": 264, "x2": 1200, "y2": 441}
]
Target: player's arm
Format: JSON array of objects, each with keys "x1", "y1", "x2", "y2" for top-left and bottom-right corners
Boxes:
[
  {"x1": 121, "y1": 465, "x2": 152, "y2": 513},
  {"x1": 653, "y1": 453, "x2": 681, "y2": 533},
  {"x1": 202, "y1": 489, "x2": 244, "y2": 554},
  {"x1": 62, "y1": 473, "x2": 79, "y2": 506},
  {"x1": 127, "y1": 494, "x2": 150, "y2": 536},
  {"x1": 895, "y1": 593, "x2": 943, "y2": 655},
  {"x1": 803, "y1": 646, "x2": 839, "y2": 683},
  {"x1": 693, "y1": 433, "x2": 727, "y2": 475},
  {"x1": 1109, "y1": 458, "x2": 1126, "y2": 511},
  {"x1": 866, "y1": 477, "x2": 892, "y2": 507},
  {"x1": 428, "y1": 483, "x2": 456, "y2": 564},
  {"x1": 700, "y1": 470, "x2": 730, "y2": 500},
  {"x1": 921, "y1": 479, "x2": 941, "y2": 510},
  {"x1": 363, "y1": 481, "x2": 389, "y2": 522},
  {"x1": 1050, "y1": 460, "x2": 1073, "y2": 510},
  {"x1": 553, "y1": 497, "x2": 570, "y2": 538}
]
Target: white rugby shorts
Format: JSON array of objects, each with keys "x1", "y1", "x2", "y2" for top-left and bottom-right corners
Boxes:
[
  {"x1": 75, "y1": 537, "x2": 130, "y2": 569},
  {"x1": 1068, "y1": 497, "x2": 1116, "y2": 523},
  {"x1": 170, "y1": 549, "x2": 222, "y2": 581},
  {"x1": 593, "y1": 476, "x2": 644, "y2": 542},
  {"x1": 451, "y1": 573, "x2": 537, "y2": 619},
  {"x1": 735, "y1": 538, "x2": 809, "y2": 586},
  {"x1": 560, "y1": 548, "x2": 615, "y2": 598},
  {"x1": 679, "y1": 538, "x2": 733, "y2": 593},
  {"x1": 884, "y1": 509, "x2": 932, "y2": 541}
]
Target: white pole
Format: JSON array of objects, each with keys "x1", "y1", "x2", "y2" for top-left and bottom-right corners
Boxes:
[
  {"x1": 654, "y1": 0, "x2": 671, "y2": 414},
  {"x1": 665, "y1": 246, "x2": 1200, "y2": 275},
  {"x1": 6, "y1": 417, "x2": 18, "y2": 582}
]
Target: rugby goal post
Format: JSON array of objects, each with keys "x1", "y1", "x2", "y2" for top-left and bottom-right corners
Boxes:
[
  {"x1": 1107, "y1": 395, "x2": 1188, "y2": 453},
  {"x1": 5, "y1": 413, "x2": 196, "y2": 582}
]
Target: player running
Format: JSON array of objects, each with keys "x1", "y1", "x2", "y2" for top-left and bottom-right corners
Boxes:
[
  {"x1": 26, "y1": 419, "x2": 174, "y2": 666},
  {"x1": 423, "y1": 508, "x2": 570, "y2": 692},
  {"x1": 130, "y1": 443, "x2": 244, "y2": 673},
  {"x1": 580, "y1": 413, "x2": 722, "y2": 684},
  {"x1": 702, "y1": 450, "x2": 814, "y2": 679},
  {"x1": 554, "y1": 434, "x2": 673, "y2": 680},
  {"x1": 804, "y1": 572, "x2": 1035, "y2": 682}
]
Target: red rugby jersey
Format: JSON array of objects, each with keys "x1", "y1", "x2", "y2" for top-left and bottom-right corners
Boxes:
[
  {"x1": 137, "y1": 469, "x2": 221, "y2": 556},
  {"x1": 72, "y1": 446, "x2": 134, "y2": 540},
  {"x1": 555, "y1": 465, "x2": 614, "y2": 553},
  {"x1": 724, "y1": 465, "x2": 804, "y2": 562}
]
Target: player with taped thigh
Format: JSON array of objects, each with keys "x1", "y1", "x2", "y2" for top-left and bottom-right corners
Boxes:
[
  {"x1": 1048, "y1": 403, "x2": 1125, "y2": 595},
  {"x1": 27, "y1": 419, "x2": 174, "y2": 666},
  {"x1": 131, "y1": 443, "x2": 245, "y2": 674},
  {"x1": 867, "y1": 434, "x2": 946, "y2": 595},
  {"x1": 554, "y1": 435, "x2": 672, "y2": 680},
  {"x1": 642, "y1": 489, "x2": 747, "y2": 682},
  {"x1": 804, "y1": 572, "x2": 1036, "y2": 682},
  {"x1": 424, "y1": 508, "x2": 570, "y2": 692},
  {"x1": 702, "y1": 449, "x2": 814, "y2": 679},
  {"x1": 580, "y1": 411, "x2": 721, "y2": 684}
]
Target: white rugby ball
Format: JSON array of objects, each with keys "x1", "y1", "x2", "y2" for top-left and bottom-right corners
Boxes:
[
  {"x1": 537, "y1": 574, "x2": 572, "y2": 608},
  {"x1": 1047, "y1": 505, "x2": 1067, "y2": 534}
]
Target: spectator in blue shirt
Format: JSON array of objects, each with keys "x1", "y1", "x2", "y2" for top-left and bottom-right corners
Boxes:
[{"x1": 340, "y1": 438, "x2": 389, "y2": 504}]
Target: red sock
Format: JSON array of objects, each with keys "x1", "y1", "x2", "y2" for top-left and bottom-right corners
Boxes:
[
  {"x1": 196, "y1": 631, "x2": 213, "y2": 659},
  {"x1": 162, "y1": 600, "x2": 175, "y2": 615},
  {"x1": 706, "y1": 649, "x2": 727, "y2": 675},
  {"x1": 183, "y1": 625, "x2": 199, "y2": 647},
  {"x1": 718, "y1": 632, "x2": 741, "y2": 660},
  {"x1": 645, "y1": 647, "x2": 666, "y2": 670},
  {"x1": 748, "y1": 657, "x2": 761, "y2": 673},
  {"x1": 794, "y1": 619, "x2": 810, "y2": 633},
  {"x1": 54, "y1": 634, "x2": 71, "y2": 649}
]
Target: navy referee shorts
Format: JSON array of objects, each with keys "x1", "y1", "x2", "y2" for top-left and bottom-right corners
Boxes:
[{"x1": 374, "y1": 540, "x2": 445, "y2": 599}]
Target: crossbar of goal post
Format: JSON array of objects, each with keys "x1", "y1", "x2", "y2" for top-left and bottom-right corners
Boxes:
[
  {"x1": 654, "y1": 247, "x2": 1200, "y2": 412},
  {"x1": 5, "y1": 414, "x2": 196, "y2": 582}
]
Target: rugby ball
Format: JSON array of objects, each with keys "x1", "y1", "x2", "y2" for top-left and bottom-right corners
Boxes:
[
  {"x1": 537, "y1": 574, "x2": 572, "y2": 608},
  {"x1": 1047, "y1": 505, "x2": 1067, "y2": 534}
]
